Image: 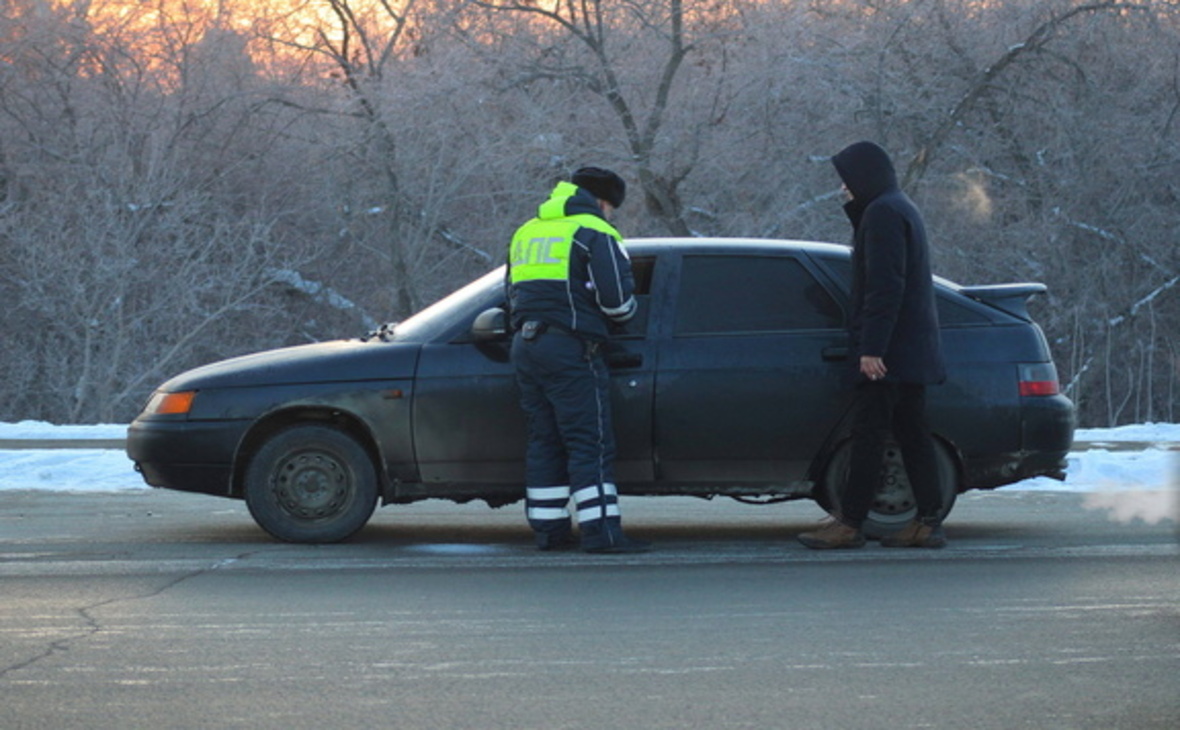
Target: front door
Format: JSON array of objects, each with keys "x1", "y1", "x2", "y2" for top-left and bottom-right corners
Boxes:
[{"x1": 412, "y1": 258, "x2": 658, "y2": 488}]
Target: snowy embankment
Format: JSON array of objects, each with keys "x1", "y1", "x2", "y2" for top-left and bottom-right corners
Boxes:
[{"x1": 0, "y1": 421, "x2": 1175, "y2": 523}]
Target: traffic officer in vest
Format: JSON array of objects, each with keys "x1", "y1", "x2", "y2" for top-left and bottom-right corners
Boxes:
[{"x1": 506, "y1": 167, "x2": 650, "y2": 553}]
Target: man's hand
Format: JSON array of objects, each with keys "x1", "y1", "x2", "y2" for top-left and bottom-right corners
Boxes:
[{"x1": 860, "y1": 355, "x2": 887, "y2": 381}]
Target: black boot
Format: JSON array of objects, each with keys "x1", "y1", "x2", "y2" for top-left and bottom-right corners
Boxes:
[
  {"x1": 530, "y1": 512, "x2": 575, "y2": 551},
  {"x1": 580, "y1": 517, "x2": 651, "y2": 554},
  {"x1": 535, "y1": 528, "x2": 577, "y2": 551}
]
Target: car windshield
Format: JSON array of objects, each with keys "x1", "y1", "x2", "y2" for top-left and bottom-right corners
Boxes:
[{"x1": 387, "y1": 267, "x2": 504, "y2": 343}]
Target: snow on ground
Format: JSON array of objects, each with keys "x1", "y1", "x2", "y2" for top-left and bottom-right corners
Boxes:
[
  {"x1": 0, "y1": 421, "x2": 1176, "y2": 523},
  {"x1": 0, "y1": 422, "x2": 130, "y2": 440}
]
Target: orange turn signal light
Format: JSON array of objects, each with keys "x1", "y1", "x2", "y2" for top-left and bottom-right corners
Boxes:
[{"x1": 151, "y1": 390, "x2": 196, "y2": 416}]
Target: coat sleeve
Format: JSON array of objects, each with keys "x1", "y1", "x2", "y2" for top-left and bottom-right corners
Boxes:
[
  {"x1": 857, "y1": 203, "x2": 908, "y2": 358},
  {"x1": 582, "y1": 228, "x2": 637, "y2": 323}
]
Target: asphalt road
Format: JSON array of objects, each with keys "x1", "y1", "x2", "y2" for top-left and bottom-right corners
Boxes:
[{"x1": 1, "y1": 488, "x2": 1177, "y2": 730}]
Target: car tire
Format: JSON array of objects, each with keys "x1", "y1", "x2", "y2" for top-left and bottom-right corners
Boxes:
[
  {"x1": 244, "y1": 425, "x2": 379, "y2": 543},
  {"x1": 818, "y1": 438, "x2": 958, "y2": 540}
]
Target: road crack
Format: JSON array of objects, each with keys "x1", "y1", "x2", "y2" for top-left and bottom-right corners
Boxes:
[{"x1": 0, "y1": 550, "x2": 266, "y2": 680}]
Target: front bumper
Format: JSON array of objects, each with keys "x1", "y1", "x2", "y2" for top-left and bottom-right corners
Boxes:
[{"x1": 126, "y1": 417, "x2": 249, "y2": 497}]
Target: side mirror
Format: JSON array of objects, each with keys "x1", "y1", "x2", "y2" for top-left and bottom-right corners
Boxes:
[{"x1": 471, "y1": 307, "x2": 509, "y2": 342}]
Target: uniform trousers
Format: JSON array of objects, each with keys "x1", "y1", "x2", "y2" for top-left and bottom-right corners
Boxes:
[{"x1": 511, "y1": 327, "x2": 619, "y2": 538}]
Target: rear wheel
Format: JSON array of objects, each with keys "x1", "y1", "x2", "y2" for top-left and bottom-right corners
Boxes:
[
  {"x1": 818, "y1": 438, "x2": 958, "y2": 539},
  {"x1": 244, "y1": 425, "x2": 379, "y2": 543}
]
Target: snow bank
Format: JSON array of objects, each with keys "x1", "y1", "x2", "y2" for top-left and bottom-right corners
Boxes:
[{"x1": 0, "y1": 421, "x2": 127, "y2": 440}]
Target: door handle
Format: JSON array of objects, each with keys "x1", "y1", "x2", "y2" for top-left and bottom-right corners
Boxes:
[{"x1": 607, "y1": 352, "x2": 644, "y2": 369}]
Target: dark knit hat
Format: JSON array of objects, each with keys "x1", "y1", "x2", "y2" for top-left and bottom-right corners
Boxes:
[{"x1": 571, "y1": 166, "x2": 626, "y2": 208}]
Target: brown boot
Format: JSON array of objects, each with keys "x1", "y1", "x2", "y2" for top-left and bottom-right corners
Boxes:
[
  {"x1": 797, "y1": 518, "x2": 866, "y2": 550},
  {"x1": 880, "y1": 520, "x2": 947, "y2": 548}
]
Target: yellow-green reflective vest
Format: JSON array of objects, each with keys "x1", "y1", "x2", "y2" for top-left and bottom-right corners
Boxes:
[{"x1": 509, "y1": 193, "x2": 622, "y2": 285}]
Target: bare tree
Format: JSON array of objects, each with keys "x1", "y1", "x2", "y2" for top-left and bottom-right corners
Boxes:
[
  {"x1": 0, "y1": 1, "x2": 326, "y2": 421},
  {"x1": 255, "y1": 0, "x2": 496, "y2": 318},
  {"x1": 824, "y1": 0, "x2": 1180, "y2": 426},
  {"x1": 467, "y1": 0, "x2": 751, "y2": 235},
  {"x1": 1, "y1": 0, "x2": 1178, "y2": 427}
]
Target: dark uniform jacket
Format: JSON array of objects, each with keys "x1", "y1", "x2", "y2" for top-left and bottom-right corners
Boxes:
[
  {"x1": 506, "y1": 182, "x2": 636, "y2": 341},
  {"x1": 832, "y1": 141, "x2": 946, "y2": 385}
]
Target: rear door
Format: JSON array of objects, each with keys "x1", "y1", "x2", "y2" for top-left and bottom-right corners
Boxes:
[
  {"x1": 816, "y1": 255, "x2": 1031, "y2": 459},
  {"x1": 653, "y1": 252, "x2": 849, "y2": 486}
]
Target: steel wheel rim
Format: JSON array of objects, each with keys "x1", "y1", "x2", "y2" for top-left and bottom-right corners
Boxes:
[
  {"x1": 870, "y1": 446, "x2": 916, "y2": 516},
  {"x1": 271, "y1": 450, "x2": 352, "y2": 521}
]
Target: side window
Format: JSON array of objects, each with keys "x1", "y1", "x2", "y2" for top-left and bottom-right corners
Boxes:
[
  {"x1": 612, "y1": 255, "x2": 654, "y2": 338},
  {"x1": 630, "y1": 255, "x2": 655, "y2": 296},
  {"x1": 674, "y1": 255, "x2": 843, "y2": 335}
]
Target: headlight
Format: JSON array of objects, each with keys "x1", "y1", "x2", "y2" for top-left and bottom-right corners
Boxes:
[{"x1": 144, "y1": 390, "x2": 197, "y2": 416}]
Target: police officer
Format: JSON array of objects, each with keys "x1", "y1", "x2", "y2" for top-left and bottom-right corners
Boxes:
[{"x1": 506, "y1": 167, "x2": 650, "y2": 553}]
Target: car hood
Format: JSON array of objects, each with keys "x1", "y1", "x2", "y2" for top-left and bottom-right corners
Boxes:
[{"x1": 158, "y1": 340, "x2": 420, "y2": 391}]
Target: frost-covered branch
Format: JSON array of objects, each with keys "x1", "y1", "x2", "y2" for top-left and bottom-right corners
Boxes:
[
  {"x1": 268, "y1": 268, "x2": 379, "y2": 331},
  {"x1": 1108, "y1": 276, "x2": 1180, "y2": 328}
]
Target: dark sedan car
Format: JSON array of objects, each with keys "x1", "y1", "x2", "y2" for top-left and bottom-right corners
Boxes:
[{"x1": 127, "y1": 238, "x2": 1075, "y2": 543}]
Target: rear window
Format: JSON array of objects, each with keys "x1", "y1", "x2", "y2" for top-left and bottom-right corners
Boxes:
[
  {"x1": 818, "y1": 256, "x2": 992, "y2": 327},
  {"x1": 936, "y1": 295, "x2": 992, "y2": 325}
]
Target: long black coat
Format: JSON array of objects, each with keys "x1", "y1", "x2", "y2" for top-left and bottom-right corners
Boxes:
[{"x1": 831, "y1": 141, "x2": 946, "y2": 385}]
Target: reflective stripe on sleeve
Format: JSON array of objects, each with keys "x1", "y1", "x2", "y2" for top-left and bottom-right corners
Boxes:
[{"x1": 601, "y1": 296, "x2": 637, "y2": 320}]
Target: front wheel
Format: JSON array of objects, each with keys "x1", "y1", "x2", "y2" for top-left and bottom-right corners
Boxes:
[
  {"x1": 244, "y1": 425, "x2": 379, "y2": 543},
  {"x1": 818, "y1": 438, "x2": 958, "y2": 539}
]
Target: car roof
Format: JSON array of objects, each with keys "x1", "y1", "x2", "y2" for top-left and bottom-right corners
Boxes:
[
  {"x1": 625, "y1": 237, "x2": 976, "y2": 291},
  {"x1": 624, "y1": 237, "x2": 851, "y2": 258}
]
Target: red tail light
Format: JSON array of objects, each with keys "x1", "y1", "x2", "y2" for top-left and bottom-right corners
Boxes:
[
  {"x1": 1019, "y1": 380, "x2": 1060, "y2": 397},
  {"x1": 1018, "y1": 364, "x2": 1060, "y2": 397}
]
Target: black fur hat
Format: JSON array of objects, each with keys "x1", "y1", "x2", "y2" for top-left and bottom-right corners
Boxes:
[{"x1": 571, "y1": 166, "x2": 626, "y2": 208}]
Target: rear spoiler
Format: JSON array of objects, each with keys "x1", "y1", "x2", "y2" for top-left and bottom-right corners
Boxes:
[{"x1": 958, "y1": 283, "x2": 1047, "y2": 321}]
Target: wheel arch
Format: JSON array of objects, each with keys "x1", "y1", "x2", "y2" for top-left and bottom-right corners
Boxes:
[
  {"x1": 230, "y1": 407, "x2": 386, "y2": 499},
  {"x1": 934, "y1": 433, "x2": 966, "y2": 494}
]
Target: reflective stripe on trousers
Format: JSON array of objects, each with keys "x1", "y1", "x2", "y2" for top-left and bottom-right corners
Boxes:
[
  {"x1": 526, "y1": 483, "x2": 619, "y2": 529},
  {"x1": 513, "y1": 328, "x2": 618, "y2": 533}
]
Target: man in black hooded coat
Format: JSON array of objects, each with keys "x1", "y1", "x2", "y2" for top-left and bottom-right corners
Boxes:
[{"x1": 798, "y1": 141, "x2": 949, "y2": 549}]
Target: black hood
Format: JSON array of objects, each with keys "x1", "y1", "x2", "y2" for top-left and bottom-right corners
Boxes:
[
  {"x1": 831, "y1": 141, "x2": 899, "y2": 203},
  {"x1": 157, "y1": 340, "x2": 420, "y2": 391}
]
